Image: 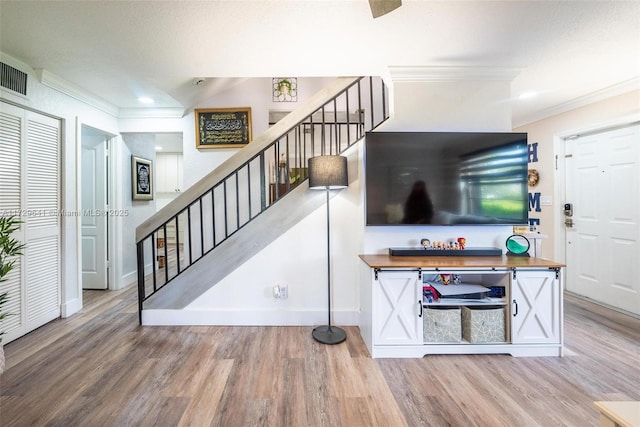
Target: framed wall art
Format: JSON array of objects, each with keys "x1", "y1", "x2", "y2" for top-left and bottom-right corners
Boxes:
[
  {"x1": 195, "y1": 107, "x2": 252, "y2": 149},
  {"x1": 132, "y1": 156, "x2": 153, "y2": 200}
]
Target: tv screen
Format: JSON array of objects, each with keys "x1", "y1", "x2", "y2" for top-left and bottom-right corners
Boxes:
[{"x1": 365, "y1": 131, "x2": 529, "y2": 226}]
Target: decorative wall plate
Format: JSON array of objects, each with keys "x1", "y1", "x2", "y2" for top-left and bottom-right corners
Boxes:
[{"x1": 528, "y1": 169, "x2": 539, "y2": 187}]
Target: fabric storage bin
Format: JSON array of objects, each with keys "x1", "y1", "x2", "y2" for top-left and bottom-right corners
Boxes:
[
  {"x1": 461, "y1": 306, "x2": 505, "y2": 343},
  {"x1": 423, "y1": 307, "x2": 461, "y2": 343}
]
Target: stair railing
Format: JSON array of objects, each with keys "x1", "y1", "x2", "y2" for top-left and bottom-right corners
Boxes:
[{"x1": 136, "y1": 76, "x2": 389, "y2": 322}]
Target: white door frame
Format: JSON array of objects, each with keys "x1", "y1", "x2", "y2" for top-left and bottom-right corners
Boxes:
[
  {"x1": 553, "y1": 113, "x2": 640, "y2": 273},
  {"x1": 78, "y1": 122, "x2": 118, "y2": 291}
]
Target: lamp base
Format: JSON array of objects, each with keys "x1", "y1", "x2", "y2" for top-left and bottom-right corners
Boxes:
[{"x1": 312, "y1": 325, "x2": 347, "y2": 345}]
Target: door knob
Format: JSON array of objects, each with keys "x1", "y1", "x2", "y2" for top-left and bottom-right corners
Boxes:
[{"x1": 565, "y1": 218, "x2": 574, "y2": 227}]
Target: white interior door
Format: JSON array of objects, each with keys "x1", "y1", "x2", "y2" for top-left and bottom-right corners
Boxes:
[
  {"x1": 565, "y1": 124, "x2": 640, "y2": 315},
  {"x1": 81, "y1": 131, "x2": 108, "y2": 290}
]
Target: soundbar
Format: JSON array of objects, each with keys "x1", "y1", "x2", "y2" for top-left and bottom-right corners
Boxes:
[{"x1": 389, "y1": 247, "x2": 503, "y2": 257}]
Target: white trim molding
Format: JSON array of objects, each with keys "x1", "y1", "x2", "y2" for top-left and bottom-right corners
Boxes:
[
  {"x1": 119, "y1": 107, "x2": 185, "y2": 119},
  {"x1": 37, "y1": 69, "x2": 120, "y2": 117},
  {"x1": 389, "y1": 65, "x2": 522, "y2": 83},
  {"x1": 61, "y1": 297, "x2": 82, "y2": 318},
  {"x1": 514, "y1": 77, "x2": 640, "y2": 128},
  {"x1": 142, "y1": 308, "x2": 359, "y2": 327}
]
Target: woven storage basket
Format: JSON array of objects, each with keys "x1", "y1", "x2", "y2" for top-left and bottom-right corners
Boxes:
[
  {"x1": 423, "y1": 307, "x2": 461, "y2": 343},
  {"x1": 461, "y1": 306, "x2": 505, "y2": 343}
]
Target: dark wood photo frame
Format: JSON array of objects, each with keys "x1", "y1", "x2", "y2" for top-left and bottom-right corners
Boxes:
[
  {"x1": 132, "y1": 156, "x2": 153, "y2": 200},
  {"x1": 195, "y1": 107, "x2": 252, "y2": 149}
]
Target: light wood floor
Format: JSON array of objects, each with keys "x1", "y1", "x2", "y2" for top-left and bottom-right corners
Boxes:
[{"x1": 1, "y1": 287, "x2": 638, "y2": 426}]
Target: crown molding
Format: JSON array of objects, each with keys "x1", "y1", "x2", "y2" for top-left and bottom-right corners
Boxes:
[
  {"x1": 513, "y1": 77, "x2": 640, "y2": 128},
  {"x1": 0, "y1": 52, "x2": 33, "y2": 74},
  {"x1": 37, "y1": 69, "x2": 120, "y2": 117},
  {"x1": 118, "y1": 107, "x2": 185, "y2": 119},
  {"x1": 389, "y1": 65, "x2": 522, "y2": 82}
]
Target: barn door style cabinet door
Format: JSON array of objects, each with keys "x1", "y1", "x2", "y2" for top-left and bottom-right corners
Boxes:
[
  {"x1": 511, "y1": 269, "x2": 561, "y2": 345},
  {"x1": 373, "y1": 270, "x2": 423, "y2": 346}
]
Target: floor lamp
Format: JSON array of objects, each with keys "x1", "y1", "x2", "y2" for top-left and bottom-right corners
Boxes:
[{"x1": 308, "y1": 155, "x2": 348, "y2": 345}]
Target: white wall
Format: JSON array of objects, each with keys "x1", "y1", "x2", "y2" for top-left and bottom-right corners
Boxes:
[
  {"x1": 184, "y1": 144, "x2": 363, "y2": 325},
  {"x1": 179, "y1": 70, "x2": 519, "y2": 326},
  {"x1": 515, "y1": 89, "x2": 640, "y2": 260},
  {"x1": 8, "y1": 47, "x2": 636, "y2": 325},
  {"x1": 1, "y1": 53, "x2": 182, "y2": 314},
  {"x1": 364, "y1": 69, "x2": 517, "y2": 255},
  {"x1": 0, "y1": 66, "x2": 356, "y2": 324},
  {"x1": 1, "y1": 53, "x2": 120, "y2": 318},
  {"x1": 182, "y1": 77, "x2": 336, "y2": 188},
  {"x1": 119, "y1": 134, "x2": 158, "y2": 284}
]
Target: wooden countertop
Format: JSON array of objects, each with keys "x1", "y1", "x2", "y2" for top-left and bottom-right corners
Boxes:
[{"x1": 359, "y1": 254, "x2": 565, "y2": 269}]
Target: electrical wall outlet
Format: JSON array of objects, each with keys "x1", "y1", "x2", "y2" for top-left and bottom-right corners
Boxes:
[{"x1": 273, "y1": 284, "x2": 288, "y2": 299}]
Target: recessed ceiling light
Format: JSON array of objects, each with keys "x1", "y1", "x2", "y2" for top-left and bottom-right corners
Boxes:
[
  {"x1": 138, "y1": 96, "x2": 154, "y2": 104},
  {"x1": 518, "y1": 91, "x2": 537, "y2": 100},
  {"x1": 155, "y1": 146, "x2": 163, "y2": 150}
]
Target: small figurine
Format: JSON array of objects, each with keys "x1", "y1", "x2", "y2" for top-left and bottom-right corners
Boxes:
[
  {"x1": 420, "y1": 238, "x2": 431, "y2": 248},
  {"x1": 423, "y1": 285, "x2": 439, "y2": 302},
  {"x1": 457, "y1": 237, "x2": 466, "y2": 250},
  {"x1": 440, "y1": 274, "x2": 451, "y2": 285}
]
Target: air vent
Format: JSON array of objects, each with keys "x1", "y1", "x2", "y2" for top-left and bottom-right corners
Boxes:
[{"x1": 1, "y1": 62, "x2": 28, "y2": 95}]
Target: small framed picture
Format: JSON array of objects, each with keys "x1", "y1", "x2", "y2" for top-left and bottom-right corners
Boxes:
[{"x1": 132, "y1": 156, "x2": 153, "y2": 200}]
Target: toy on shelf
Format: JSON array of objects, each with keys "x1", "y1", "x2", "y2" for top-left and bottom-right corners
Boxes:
[
  {"x1": 457, "y1": 237, "x2": 466, "y2": 250},
  {"x1": 419, "y1": 237, "x2": 468, "y2": 251},
  {"x1": 422, "y1": 285, "x2": 439, "y2": 302}
]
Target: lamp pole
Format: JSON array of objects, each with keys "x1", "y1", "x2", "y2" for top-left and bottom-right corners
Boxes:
[
  {"x1": 309, "y1": 155, "x2": 347, "y2": 345},
  {"x1": 325, "y1": 186, "x2": 332, "y2": 330}
]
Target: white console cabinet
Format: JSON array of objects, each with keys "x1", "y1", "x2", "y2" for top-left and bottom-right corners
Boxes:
[{"x1": 359, "y1": 255, "x2": 565, "y2": 358}]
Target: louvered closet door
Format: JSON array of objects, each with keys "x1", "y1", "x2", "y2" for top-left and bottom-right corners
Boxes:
[
  {"x1": 24, "y1": 110, "x2": 60, "y2": 331},
  {"x1": 0, "y1": 103, "x2": 25, "y2": 342},
  {"x1": 0, "y1": 102, "x2": 61, "y2": 343}
]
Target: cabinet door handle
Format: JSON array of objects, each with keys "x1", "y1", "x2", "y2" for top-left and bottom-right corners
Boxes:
[
  {"x1": 512, "y1": 299, "x2": 518, "y2": 317},
  {"x1": 418, "y1": 300, "x2": 423, "y2": 318}
]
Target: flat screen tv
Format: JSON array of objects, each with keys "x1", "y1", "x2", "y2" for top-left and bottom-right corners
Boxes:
[{"x1": 364, "y1": 131, "x2": 529, "y2": 226}]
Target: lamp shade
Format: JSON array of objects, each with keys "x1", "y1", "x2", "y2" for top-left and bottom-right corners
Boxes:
[{"x1": 308, "y1": 155, "x2": 348, "y2": 190}]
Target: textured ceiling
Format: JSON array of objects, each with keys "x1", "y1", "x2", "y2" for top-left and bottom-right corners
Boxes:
[{"x1": 1, "y1": 0, "x2": 638, "y2": 126}]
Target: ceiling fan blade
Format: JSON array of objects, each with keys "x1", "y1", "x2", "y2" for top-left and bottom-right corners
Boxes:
[{"x1": 368, "y1": 0, "x2": 402, "y2": 18}]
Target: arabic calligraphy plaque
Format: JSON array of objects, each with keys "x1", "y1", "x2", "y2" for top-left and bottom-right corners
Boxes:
[{"x1": 195, "y1": 107, "x2": 253, "y2": 148}]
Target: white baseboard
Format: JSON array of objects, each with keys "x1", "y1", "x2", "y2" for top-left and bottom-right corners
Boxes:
[
  {"x1": 142, "y1": 308, "x2": 359, "y2": 327},
  {"x1": 61, "y1": 297, "x2": 82, "y2": 318},
  {"x1": 119, "y1": 270, "x2": 137, "y2": 289},
  {"x1": 118, "y1": 262, "x2": 152, "y2": 290}
]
